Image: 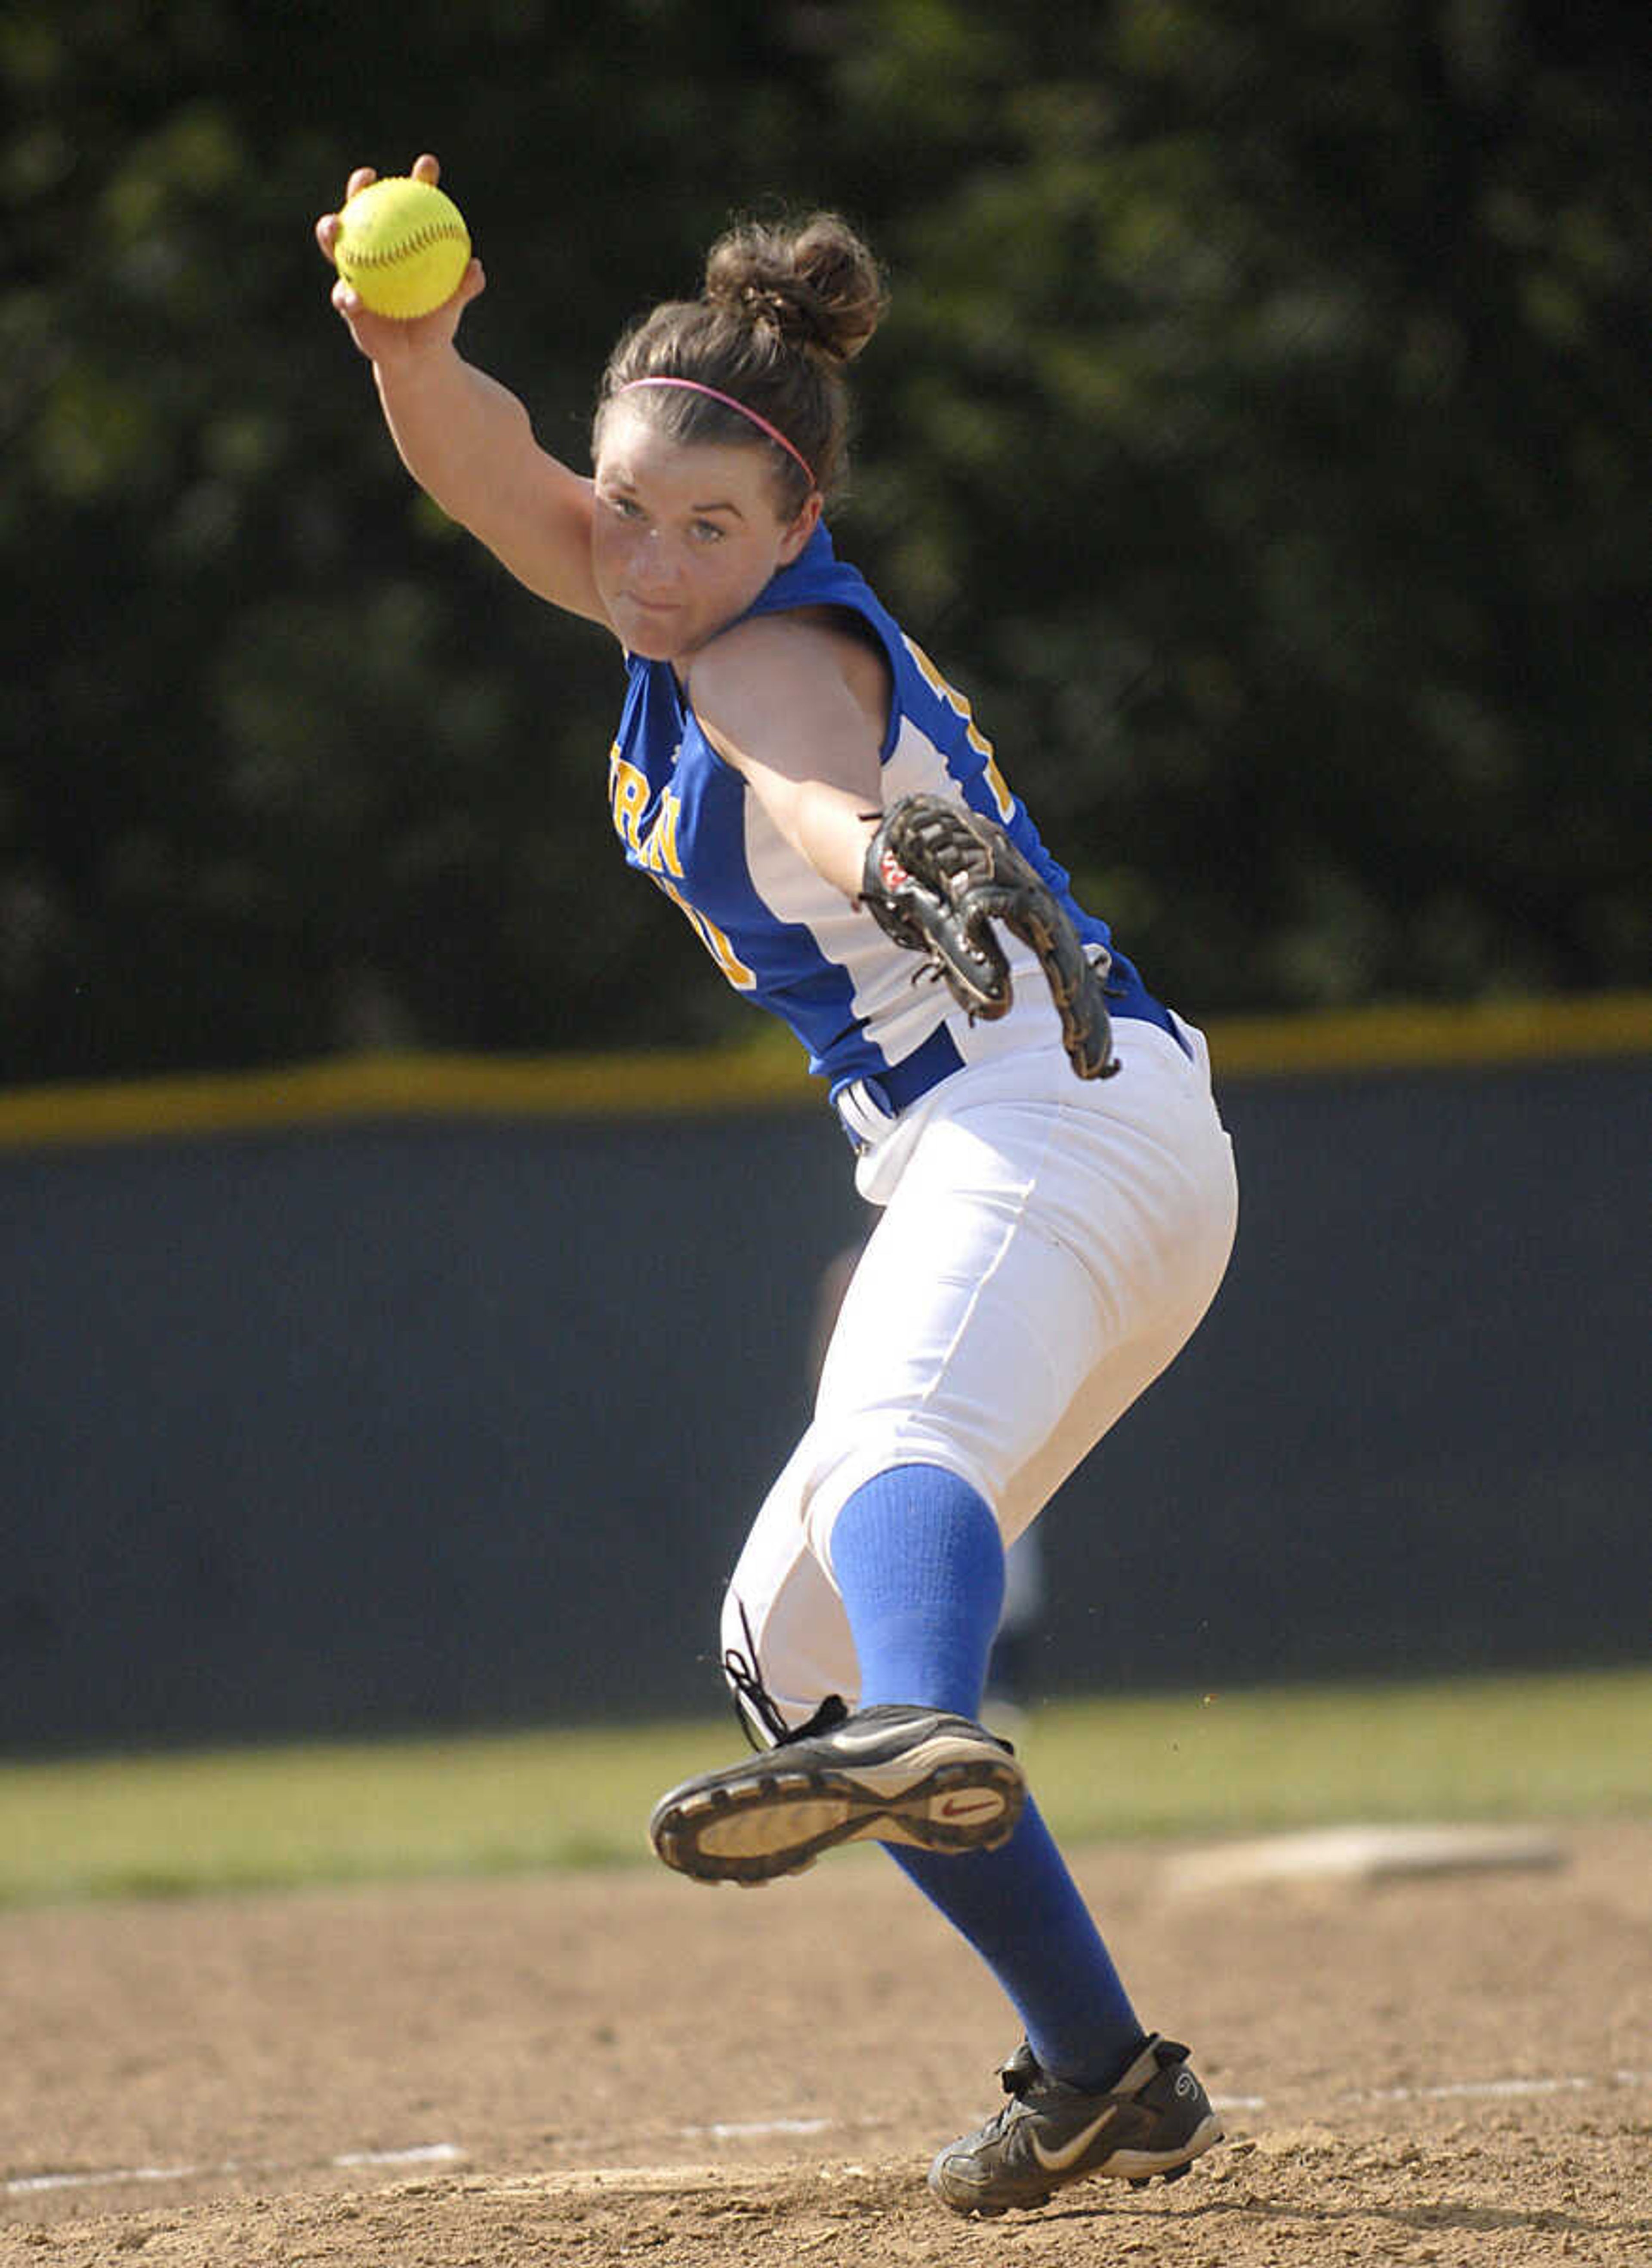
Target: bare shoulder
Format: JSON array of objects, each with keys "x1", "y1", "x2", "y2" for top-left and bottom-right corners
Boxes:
[{"x1": 688, "y1": 605, "x2": 890, "y2": 735}]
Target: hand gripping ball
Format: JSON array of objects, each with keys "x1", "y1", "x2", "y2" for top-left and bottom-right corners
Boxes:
[{"x1": 334, "y1": 176, "x2": 471, "y2": 320}]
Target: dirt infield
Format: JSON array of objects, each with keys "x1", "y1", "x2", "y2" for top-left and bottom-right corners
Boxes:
[{"x1": 3, "y1": 1821, "x2": 1647, "y2": 2266}]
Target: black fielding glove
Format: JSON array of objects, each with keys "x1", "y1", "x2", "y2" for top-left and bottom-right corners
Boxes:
[{"x1": 860, "y1": 794, "x2": 1119, "y2": 1081}]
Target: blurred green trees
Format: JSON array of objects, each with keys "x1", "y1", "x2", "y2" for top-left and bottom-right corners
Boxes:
[{"x1": 3, "y1": 0, "x2": 1648, "y2": 1080}]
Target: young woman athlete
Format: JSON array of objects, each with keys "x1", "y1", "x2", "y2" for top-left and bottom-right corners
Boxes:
[{"x1": 318, "y1": 156, "x2": 1238, "y2": 2219}]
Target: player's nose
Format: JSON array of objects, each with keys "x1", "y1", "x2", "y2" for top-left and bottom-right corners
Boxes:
[{"x1": 632, "y1": 531, "x2": 687, "y2": 594}]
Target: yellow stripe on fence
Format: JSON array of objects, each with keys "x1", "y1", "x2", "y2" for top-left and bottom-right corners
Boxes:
[
  {"x1": 1205, "y1": 990, "x2": 1652, "y2": 1078},
  {"x1": 0, "y1": 992, "x2": 1647, "y2": 1151},
  {"x1": 0, "y1": 1046, "x2": 812, "y2": 1150}
]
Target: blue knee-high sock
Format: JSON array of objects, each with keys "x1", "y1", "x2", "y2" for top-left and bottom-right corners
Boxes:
[
  {"x1": 829, "y1": 1464, "x2": 1005, "y2": 1716},
  {"x1": 887, "y1": 1803, "x2": 1146, "y2": 2091},
  {"x1": 827, "y1": 1466, "x2": 1144, "y2": 2089}
]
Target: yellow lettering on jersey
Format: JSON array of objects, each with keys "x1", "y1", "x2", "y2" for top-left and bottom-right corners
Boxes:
[
  {"x1": 608, "y1": 746, "x2": 650, "y2": 851},
  {"x1": 656, "y1": 877, "x2": 756, "y2": 991},
  {"x1": 976, "y1": 746, "x2": 1016, "y2": 825},
  {"x1": 901, "y1": 638, "x2": 1016, "y2": 822},
  {"x1": 641, "y1": 789, "x2": 684, "y2": 880}
]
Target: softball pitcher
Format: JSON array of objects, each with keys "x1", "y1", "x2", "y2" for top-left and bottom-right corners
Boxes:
[{"x1": 319, "y1": 157, "x2": 1237, "y2": 2218}]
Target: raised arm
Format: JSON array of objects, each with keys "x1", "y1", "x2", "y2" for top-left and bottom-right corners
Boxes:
[{"x1": 317, "y1": 156, "x2": 610, "y2": 627}]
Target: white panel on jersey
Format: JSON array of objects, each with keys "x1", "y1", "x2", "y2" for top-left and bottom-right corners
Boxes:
[
  {"x1": 740, "y1": 718, "x2": 949, "y2": 1067},
  {"x1": 740, "y1": 715, "x2": 1048, "y2": 1071}
]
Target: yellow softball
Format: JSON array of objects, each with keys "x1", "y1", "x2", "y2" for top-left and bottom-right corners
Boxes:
[{"x1": 334, "y1": 176, "x2": 471, "y2": 320}]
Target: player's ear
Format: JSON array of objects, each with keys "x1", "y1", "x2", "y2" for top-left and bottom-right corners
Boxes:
[{"x1": 778, "y1": 490, "x2": 823, "y2": 563}]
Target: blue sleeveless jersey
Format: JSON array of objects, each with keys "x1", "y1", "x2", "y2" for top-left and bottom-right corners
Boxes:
[{"x1": 607, "y1": 523, "x2": 1131, "y2": 1091}]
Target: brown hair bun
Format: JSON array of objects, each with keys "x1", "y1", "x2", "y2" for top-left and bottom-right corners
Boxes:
[
  {"x1": 597, "y1": 211, "x2": 888, "y2": 508},
  {"x1": 703, "y1": 213, "x2": 888, "y2": 366}
]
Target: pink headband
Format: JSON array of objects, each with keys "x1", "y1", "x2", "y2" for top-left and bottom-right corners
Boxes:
[{"x1": 616, "y1": 376, "x2": 817, "y2": 489}]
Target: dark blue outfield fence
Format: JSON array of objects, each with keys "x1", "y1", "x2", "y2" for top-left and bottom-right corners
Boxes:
[{"x1": 3, "y1": 997, "x2": 1649, "y2": 1756}]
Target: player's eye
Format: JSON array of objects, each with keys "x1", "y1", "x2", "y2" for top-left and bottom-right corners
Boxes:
[{"x1": 690, "y1": 518, "x2": 726, "y2": 543}]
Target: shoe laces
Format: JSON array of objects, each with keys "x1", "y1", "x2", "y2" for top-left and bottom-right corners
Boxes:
[
  {"x1": 971, "y1": 2043, "x2": 1057, "y2": 2141},
  {"x1": 999, "y1": 2041, "x2": 1045, "y2": 2098},
  {"x1": 722, "y1": 1603, "x2": 848, "y2": 1751}
]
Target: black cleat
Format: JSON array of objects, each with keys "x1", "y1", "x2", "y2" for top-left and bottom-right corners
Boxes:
[
  {"x1": 928, "y1": 2034, "x2": 1223, "y2": 2217},
  {"x1": 649, "y1": 1703, "x2": 1025, "y2": 1886}
]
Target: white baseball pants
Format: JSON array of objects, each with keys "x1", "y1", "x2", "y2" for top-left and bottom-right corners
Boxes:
[{"x1": 721, "y1": 1012, "x2": 1239, "y2": 1729}]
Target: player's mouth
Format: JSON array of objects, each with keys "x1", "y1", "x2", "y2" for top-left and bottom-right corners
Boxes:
[
  {"x1": 624, "y1": 592, "x2": 689, "y2": 633},
  {"x1": 616, "y1": 596, "x2": 690, "y2": 656}
]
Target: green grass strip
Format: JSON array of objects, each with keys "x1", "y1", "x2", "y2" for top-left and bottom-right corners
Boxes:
[
  {"x1": 1011, "y1": 1666, "x2": 1652, "y2": 1841},
  {"x1": 1, "y1": 1667, "x2": 1648, "y2": 1910}
]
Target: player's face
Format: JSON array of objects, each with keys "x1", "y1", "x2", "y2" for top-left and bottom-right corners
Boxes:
[{"x1": 590, "y1": 404, "x2": 820, "y2": 663}]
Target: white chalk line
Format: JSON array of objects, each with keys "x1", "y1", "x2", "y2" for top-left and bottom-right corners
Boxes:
[
  {"x1": 682, "y1": 2117, "x2": 833, "y2": 2141},
  {"x1": 9, "y1": 2073, "x2": 1647, "y2": 2202},
  {"x1": 5, "y1": 2141, "x2": 462, "y2": 2200},
  {"x1": 1220, "y1": 2068, "x2": 1648, "y2": 2115},
  {"x1": 1358, "y1": 2070, "x2": 1646, "y2": 2105}
]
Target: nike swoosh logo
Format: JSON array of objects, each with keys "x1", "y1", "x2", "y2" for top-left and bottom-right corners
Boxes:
[
  {"x1": 937, "y1": 1793, "x2": 1003, "y2": 1821},
  {"x1": 821, "y1": 1724, "x2": 951, "y2": 1756},
  {"x1": 1029, "y1": 2104, "x2": 1119, "y2": 2173}
]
